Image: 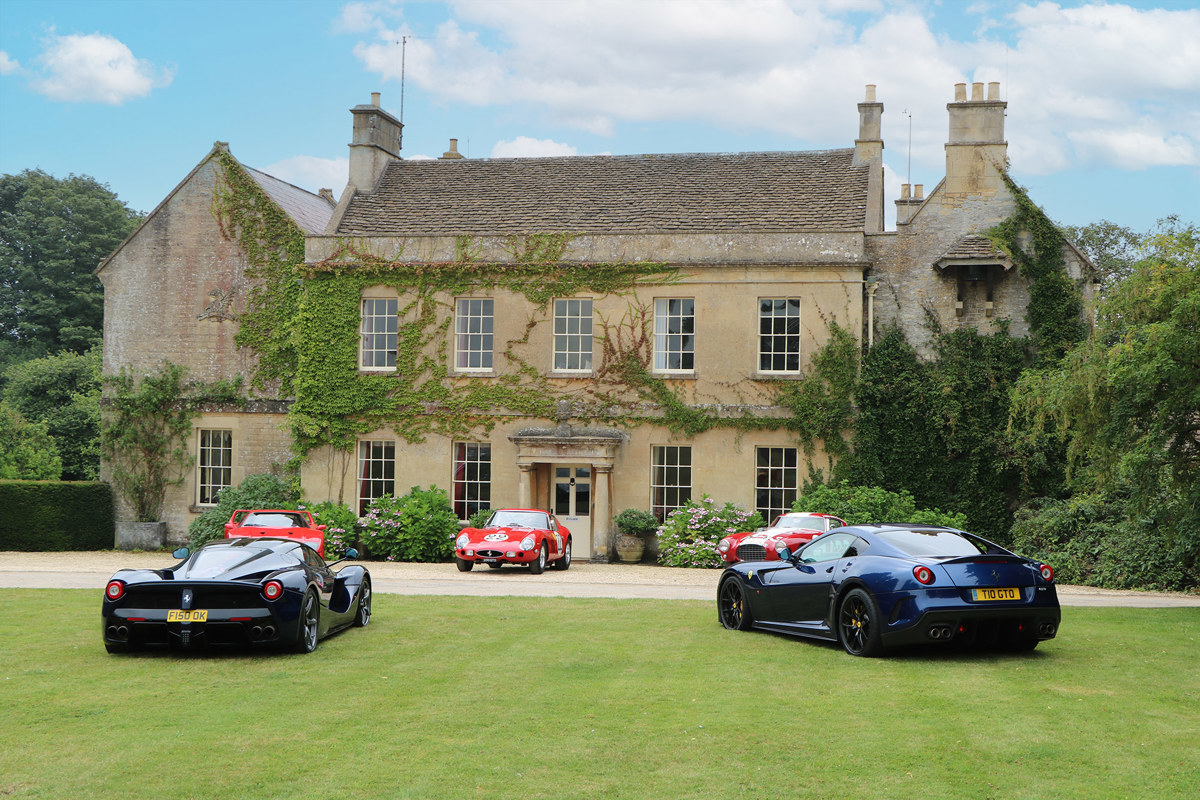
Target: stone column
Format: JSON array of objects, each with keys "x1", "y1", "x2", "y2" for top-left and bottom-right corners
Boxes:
[
  {"x1": 592, "y1": 465, "x2": 613, "y2": 561},
  {"x1": 517, "y1": 463, "x2": 534, "y2": 509}
]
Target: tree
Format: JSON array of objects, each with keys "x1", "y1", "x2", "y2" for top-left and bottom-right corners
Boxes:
[
  {"x1": 1059, "y1": 218, "x2": 1144, "y2": 287},
  {"x1": 0, "y1": 170, "x2": 141, "y2": 373},
  {"x1": 0, "y1": 401, "x2": 62, "y2": 480},
  {"x1": 1010, "y1": 218, "x2": 1199, "y2": 585},
  {"x1": 2, "y1": 347, "x2": 101, "y2": 480}
]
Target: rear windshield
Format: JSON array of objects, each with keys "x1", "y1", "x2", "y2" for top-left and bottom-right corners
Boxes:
[
  {"x1": 876, "y1": 529, "x2": 985, "y2": 558},
  {"x1": 242, "y1": 513, "x2": 306, "y2": 528}
]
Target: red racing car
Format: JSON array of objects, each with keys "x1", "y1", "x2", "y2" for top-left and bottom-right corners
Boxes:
[
  {"x1": 225, "y1": 509, "x2": 327, "y2": 557},
  {"x1": 718, "y1": 512, "x2": 846, "y2": 563},
  {"x1": 454, "y1": 508, "x2": 572, "y2": 574}
]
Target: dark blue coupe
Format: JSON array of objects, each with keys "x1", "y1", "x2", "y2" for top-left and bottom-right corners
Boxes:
[{"x1": 717, "y1": 524, "x2": 1060, "y2": 656}]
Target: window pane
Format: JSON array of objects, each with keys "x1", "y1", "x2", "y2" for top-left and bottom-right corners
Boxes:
[
  {"x1": 553, "y1": 298, "x2": 593, "y2": 373},
  {"x1": 358, "y1": 440, "x2": 396, "y2": 515},
  {"x1": 758, "y1": 297, "x2": 801, "y2": 373},
  {"x1": 754, "y1": 446, "x2": 799, "y2": 522},
  {"x1": 454, "y1": 442, "x2": 492, "y2": 520},
  {"x1": 651, "y1": 445, "x2": 692, "y2": 521},
  {"x1": 456, "y1": 298, "x2": 494, "y2": 371}
]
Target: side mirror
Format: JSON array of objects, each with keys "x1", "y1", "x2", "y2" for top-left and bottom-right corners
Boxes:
[
  {"x1": 344, "y1": 548, "x2": 358, "y2": 560},
  {"x1": 172, "y1": 546, "x2": 190, "y2": 559},
  {"x1": 777, "y1": 545, "x2": 791, "y2": 561}
]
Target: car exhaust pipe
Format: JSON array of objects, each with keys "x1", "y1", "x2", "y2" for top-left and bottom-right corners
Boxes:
[
  {"x1": 107, "y1": 625, "x2": 129, "y2": 640},
  {"x1": 1039, "y1": 622, "x2": 1056, "y2": 636},
  {"x1": 263, "y1": 625, "x2": 276, "y2": 639},
  {"x1": 928, "y1": 625, "x2": 953, "y2": 640},
  {"x1": 250, "y1": 626, "x2": 262, "y2": 640}
]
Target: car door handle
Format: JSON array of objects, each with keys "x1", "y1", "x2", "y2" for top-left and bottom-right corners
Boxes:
[{"x1": 825, "y1": 566, "x2": 834, "y2": 573}]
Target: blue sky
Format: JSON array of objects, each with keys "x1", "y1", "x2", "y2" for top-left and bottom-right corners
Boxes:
[{"x1": 2, "y1": 0, "x2": 1197, "y2": 232}]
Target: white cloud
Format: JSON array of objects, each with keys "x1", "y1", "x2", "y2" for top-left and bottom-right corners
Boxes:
[
  {"x1": 490, "y1": 136, "x2": 581, "y2": 158},
  {"x1": 31, "y1": 32, "x2": 173, "y2": 104},
  {"x1": 262, "y1": 155, "x2": 351, "y2": 195},
  {"x1": 345, "y1": 0, "x2": 1200, "y2": 174},
  {"x1": 0, "y1": 51, "x2": 21, "y2": 76}
]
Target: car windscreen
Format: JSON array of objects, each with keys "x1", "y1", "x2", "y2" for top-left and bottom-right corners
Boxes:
[
  {"x1": 777, "y1": 515, "x2": 826, "y2": 530},
  {"x1": 488, "y1": 511, "x2": 548, "y2": 529},
  {"x1": 242, "y1": 513, "x2": 305, "y2": 528},
  {"x1": 876, "y1": 529, "x2": 985, "y2": 557}
]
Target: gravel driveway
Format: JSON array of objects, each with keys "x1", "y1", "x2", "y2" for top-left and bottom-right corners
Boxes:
[{"x1": 2, "y1": 551, "x2": 1199, "y2": 606}]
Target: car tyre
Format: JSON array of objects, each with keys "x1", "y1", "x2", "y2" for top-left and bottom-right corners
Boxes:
[
  {"x1": 552, "y1": 538, "x2": 572, "y2": 571},
  {"x1": 838, "y1": 587, "x2": 883, "y2": 657},
  {"x1": 295, "y1": 590, "x2": 320, "y2": 654},
  {"x1": 529, "y1": 542, "x2": 548, "y2": 575},
  {"x1": 455, "y1": 557, "x2": 474, "y2": 572},
  {"x1": 353, "y1": 577, "x2": 371, "y2": 627},
  {"x1": 487, "y1": 562, "x2": 503, "y2": 569},
  {"x1": 718, "y1": 577, "x2": 753, "y2": 631}
]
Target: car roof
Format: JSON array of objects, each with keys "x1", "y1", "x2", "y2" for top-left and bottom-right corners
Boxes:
[{"x1": 209, "y1": 537, "x2": 312, "y2": 555}]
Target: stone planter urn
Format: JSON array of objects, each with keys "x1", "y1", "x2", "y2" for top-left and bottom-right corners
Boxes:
[
  {"x1": 116, "y1": 521, "x2": 167, "y2": 551},
  {"x1": 615, "y1": 533, "x2": 645, "y2": 563}
]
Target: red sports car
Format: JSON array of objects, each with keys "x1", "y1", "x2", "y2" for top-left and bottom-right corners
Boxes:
[
  {"x1": 717, "y1": 512, "x2": 846, "y2": 563},
  {"x1": 225, "y1": 509, "x2": 327, "y2": 557},
  {"x1": 454, "y1": 508, "x2": 572, "y2": 574}
]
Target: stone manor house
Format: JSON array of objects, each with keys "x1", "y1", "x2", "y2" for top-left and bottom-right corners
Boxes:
[{"x1": 97, "y1": 82, "x2": 1095, "y2": 556}]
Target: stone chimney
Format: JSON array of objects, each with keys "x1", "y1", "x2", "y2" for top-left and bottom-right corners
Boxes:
[
  {"x1": 944, "y1": 81, "x2": 1007, "y2": 197},
  {"x1": 440, "y1": 139, "x2": 466, "y2": 160},
  {"x1": 894, "y1": 183, "x2": 924, "y2": 226},
  {"x1": 854, "y1": 84, "x2": 884, "y2": 166},
  {"x1": 348, "y1": 92, "x2": 402, "y2": 194}
]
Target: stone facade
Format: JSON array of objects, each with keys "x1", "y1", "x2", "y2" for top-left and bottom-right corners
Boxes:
[{"x1": 98, "y1": 83, "x2": 1093, "y2": 551}]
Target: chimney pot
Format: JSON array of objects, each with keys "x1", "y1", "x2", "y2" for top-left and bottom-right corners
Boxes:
[
  {"x1": 955, "y1": 83, "x2": 967, "y2": 101},
  {"x1": 371, "y1": 92, "x2": 380, "y2": 106},
  {"x1": 900, "y1": 184, "x2": 911, "y2": 199},
  {"x1": 972, "y1": 82, "x2": 984, "y2": 101},
  {"x1": 987, "y1": 82, "x2": 1000, "y2": 100},
  {"x1": 914, "y1": 184, "x2": 924, "y2": 199},
  {"x1": 865, "y1": 84, "x2": 876, "y2": 102}
]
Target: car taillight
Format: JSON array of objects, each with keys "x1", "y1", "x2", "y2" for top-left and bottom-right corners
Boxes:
[
  {"x1": 105, "y1": 580, "x2": 125, "y2": 601},
  {"x1": 913, "y1": 565, "x2": 935, "y2": 585},
  {"x1": 262, "y1": 580, "x2": 284, "y2": 601},
  {"x1": 1039, "y1": 564, "x2": 1055, "y2": 582}
]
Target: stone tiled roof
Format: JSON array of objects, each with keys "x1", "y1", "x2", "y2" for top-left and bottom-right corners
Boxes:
[
  {"x1": 934, "y1": 234, "x2": 1014, "y2": 270},
  {"x1": 244, "y1": 166, "x2": 334, "y2": 235},
  {"x1": 336, "y1": 149, "x2": 869, "y2": 236}
]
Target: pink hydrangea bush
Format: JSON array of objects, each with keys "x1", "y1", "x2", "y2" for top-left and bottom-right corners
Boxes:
[{"x1": 657, "y1": 497, "x2": 764, "y2": 568}]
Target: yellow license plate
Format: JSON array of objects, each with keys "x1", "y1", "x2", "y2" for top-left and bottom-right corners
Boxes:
[
  {"x1": 972, "y1": 587, "x2": 1019, "y2": 601},
  {"x1": 167, "y1": 609, "x2": 208, "y2": 622}
]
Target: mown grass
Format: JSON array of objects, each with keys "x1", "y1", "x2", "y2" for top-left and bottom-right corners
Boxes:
[{"x1": 1, "y1": 590, "x2": 1197, "y2": 800}]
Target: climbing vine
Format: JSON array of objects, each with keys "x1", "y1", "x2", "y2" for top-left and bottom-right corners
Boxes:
[{"x1": 987, "y1": 174, "x2": 1087, "y2": 365}]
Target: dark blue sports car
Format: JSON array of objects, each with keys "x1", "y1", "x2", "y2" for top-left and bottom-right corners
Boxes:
[
  {"x1": 102, "y1": 538, "x2": 371, "y2": 654},
  {"x1": 717, "y1": 524, "x2": 1060, "y2": 656}
]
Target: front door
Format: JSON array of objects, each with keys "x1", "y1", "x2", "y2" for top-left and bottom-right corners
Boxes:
[{"x1": 554, "y1": 465, "x2": 592, "y2": 559}]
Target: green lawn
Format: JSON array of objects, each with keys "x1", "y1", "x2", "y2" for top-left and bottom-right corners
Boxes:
[{"x1": 2, "y1": 590, "x2": 1197, "y2": 800}]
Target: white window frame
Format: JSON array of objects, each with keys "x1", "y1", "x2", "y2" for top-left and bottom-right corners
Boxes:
[
  {"x1": 758, "y1": 298, "x2": 802, "y2": 374},
  {"x1": 651, "y1": 445, "x2": 692, "y2": 521},
  {"x1": 358, "y1": 440, "x2": 396, "y2": 515},
  {"x1": 653, "y1": 298, "x2": 695, "y2": 374},
  {"x1": 360, "y1": 297, "x2": 398, "y2": 371},
  {"x1": 453, "y1": 442, "x2": 492, "y2": 521},
  {"x1": 197, "y1": 429, "x2": 232, "y2": 506},
  {"x1": 455, "y1": 298, "x2": 494, "y2": 372},
  {"x1": 755, "y1": 446, "x2": 799, "y2": 523},
  {"x1": 553, "y1": 298, "x2": 594, "y2": 373}
]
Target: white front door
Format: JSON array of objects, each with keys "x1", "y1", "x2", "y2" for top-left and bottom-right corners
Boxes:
[{"x1": 554, "y1": 465, "x2": 592, "y2": 558}]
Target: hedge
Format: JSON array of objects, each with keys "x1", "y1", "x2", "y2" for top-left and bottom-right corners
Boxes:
[{"x1": 0, "y1": 481, "x2": 114, "y2": 550}]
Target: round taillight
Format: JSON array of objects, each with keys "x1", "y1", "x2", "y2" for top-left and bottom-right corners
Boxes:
[
  {"x1": 1039, "y1": 564, "x2": 1055, "y2": 582},
  {"x1": 262, "y1": 580, "x2": 284, "y2": 601},
  {"x1": 913, "y1": 565, "x2": 935, "y2": 585},
  {"x1": 105, "y1": 580, "x2": 125, "y2": 601}
]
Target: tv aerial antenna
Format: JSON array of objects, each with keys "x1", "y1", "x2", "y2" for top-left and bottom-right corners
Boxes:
[{"x1": 902, "y1": 108, "x2": 913, "y2": 186}]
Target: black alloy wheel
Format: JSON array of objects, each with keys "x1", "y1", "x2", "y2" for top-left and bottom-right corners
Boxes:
[
  {"x1": 552, "y1": 539, "x2": 572, "y2": 571},
  {"x1": 529, "y1": 542, "x2": 548, "y2": 575},
  {"x1": 353, "y1": 578, "x2": 371, "y2": 627},
  {"x1": 718, "y1": 578, "x2": 753, "y2": 631},
  {"x1": 296, "y1": 590, "x2": 320, "y2": 654},
  {"x1": 838, "y1": 588, "x2": 883, "y2": 657}
]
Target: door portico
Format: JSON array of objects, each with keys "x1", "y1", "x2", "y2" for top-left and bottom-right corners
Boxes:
[{"x1": 508, "y1": 428, "x2": 624, "y2": 561}]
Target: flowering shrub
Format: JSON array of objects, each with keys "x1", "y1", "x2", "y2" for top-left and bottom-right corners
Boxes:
[
  {"x1": 305, "y1": 500, "x2": 358, "y2": 560},
  {"x1": 657, "y1": 497, "x2": 764, "y2": 568},
  {"x1": 360, "y1": 486, "x2": 459, "y2": 562}
]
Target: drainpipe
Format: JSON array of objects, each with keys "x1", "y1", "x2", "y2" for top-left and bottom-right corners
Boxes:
[{"x1": 865, "y1": 277, "x2": 879, "y2": 348}]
